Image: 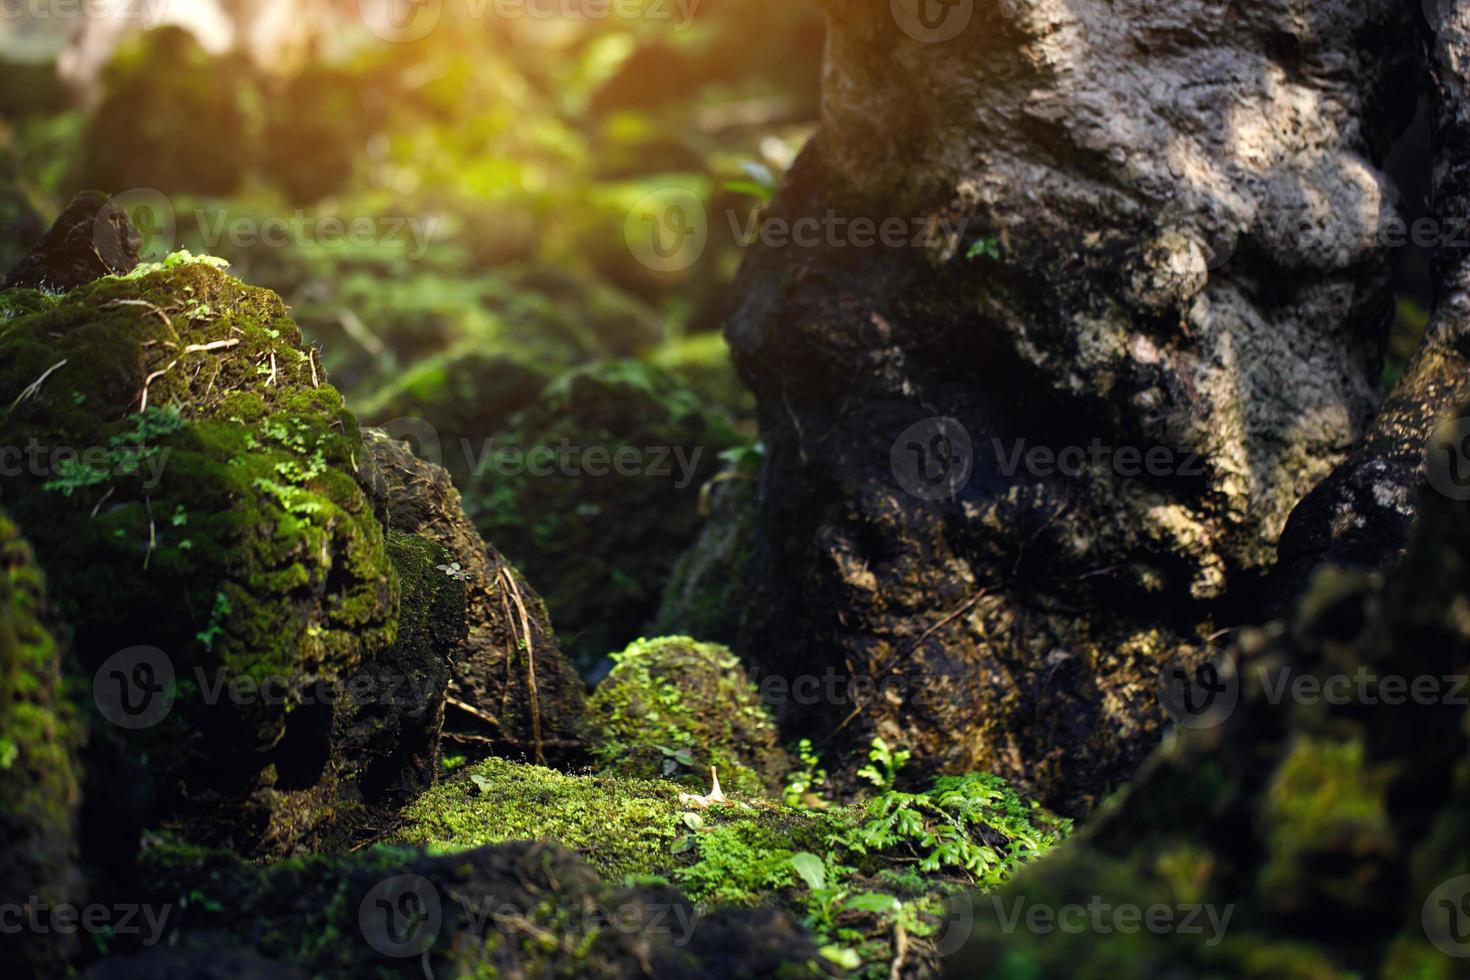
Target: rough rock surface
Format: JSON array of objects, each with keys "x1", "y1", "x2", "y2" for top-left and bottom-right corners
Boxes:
[
  {"x1": 953, "y1": 407, "x2": 1470, "y2": 976},
  {"x1": 2, "y1": 190, "x2": 139, "y2": 291},
  {"x1": 361, "y1": 427, "x2": 590, "y2": 764},
  {"x1": 721, "y1": 0, "x2": 1420, "y2": 813}
]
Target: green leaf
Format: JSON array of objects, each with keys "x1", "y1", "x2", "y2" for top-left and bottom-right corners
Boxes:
[
  {"x1": 845, "y1": 892, "x2": 901, "y2": 915},
  {"x1": 818, "y1": 945, "x2": 862, "y2": 970},
  {"x1": 469, "y1": 774, "x2": 492, "y2": 795},
  {"x1": 682, "y1": 812, "x2": 705, "y2": 832},
  {"x1": 789, "y1": 851, "x2": 826, "y2": 892}
]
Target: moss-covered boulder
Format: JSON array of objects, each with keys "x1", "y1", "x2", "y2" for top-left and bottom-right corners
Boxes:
[
  {"x1": 463, "y1": 361, "x2": 739, "y2": 668},
  {"x1": 951, "y1": 432, "x2": 1470, "y2": 975},
  {"x1": 362, "y1": 428, "x2": 590, "y2": 764},
  {"x1": 0, "y1": 248, "x2": 415, "y2": 852},
  {"x1": 589, "y1": 636, "x2": 785, "y2": 795},
  {"x1": 86, "y1": 838, "x2": 819, "y2": 978},
  {"x1": 73, "y1": 28, "x2": 257, "y2": 196},
  {"x1": 0, "y1": 515, "x2": 82, "y2": 977},
  {"x1": 0, "y1": 202, "x2": 601, "y2": 861},
  {"x1": 395, "y1": 755, "x2": 1069, "y2": 973}
]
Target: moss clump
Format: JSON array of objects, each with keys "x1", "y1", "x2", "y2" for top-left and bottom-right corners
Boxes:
[
  {"x1": 589, "y1": 636, "x2": 786, "y2": 794},
  {"x1": 0, "y1": 514, "x2": 81, "y2": 977},
  {"x1": 396, "y1": 754, "x2": 1067, "y2": 973},
  {"x1": 396, "y1": 756, "x2": 683, "y2": 880},
  {"x1": 73, "y1": 28, "x2": 259, "y2": 195},
  {"x1": 0, "y1": 251, "x2": 398, "y2": 850},
  {"x1": 463, "y1": 361, "x2": 739, "y2": 668}
]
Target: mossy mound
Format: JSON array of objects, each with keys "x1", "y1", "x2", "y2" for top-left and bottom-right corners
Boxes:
[
  {"x1": 396, "y1": 755, "x2": 1068, "y2": 973},
  {"x1": 0, "y1": 514, "x2": 82, "y2": 977},
  {"x1": 463, "y1": 361, "x2": 739, "y2": 668},
  {"x1": 0, "y1": 248, "x2": 404, "y2": 852},
  {"x1": 73, "y1": 28, "x2": 258, "y2": 196},
  {"x1": 589, "y1": 636, "x2": 786, "y2": 795},
  {"x1": 85, "y1": 837, "x2": 820, "y2": 978},
  {"x1": 952, "y1": 436, "x2": 1470, "y2": 975}
]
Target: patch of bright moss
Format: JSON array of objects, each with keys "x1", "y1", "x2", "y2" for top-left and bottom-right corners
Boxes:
[
  {"x1": 589, "y1": 635, "x2": 786, "y2": 794},
  {"x1": 395, "y1": 755, "x2": 685, "y2": 880}
]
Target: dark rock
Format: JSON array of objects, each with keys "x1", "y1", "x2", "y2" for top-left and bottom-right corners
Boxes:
[{"x1": 2, "y1": 191, "x2": 138, "y2": 291}]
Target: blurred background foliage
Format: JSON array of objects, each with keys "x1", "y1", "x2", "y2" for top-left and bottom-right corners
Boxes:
[{"x1": 0, "y1": 0, "x2": 823, "y2": 670}]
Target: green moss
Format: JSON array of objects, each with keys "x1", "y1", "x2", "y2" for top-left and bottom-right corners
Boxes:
[
  {"x1": 0, "y1": 514, "x2": 80, "y2": 977},
  {"x1": 0, "y1": 253, "x2": 400, "y2": 849},
  {"x1": 644, "y1": 331, "x2": 755, "y2": 422},
  {"x1": 396, "y1": 752, "x2": 1067, "y2": 971},
  {"x1": 1259, "y1": 735, "x2": 1393, "y2": 910},
  {"x1": 589, "y1": 635, "x2": 785, "y2": 794},
  {"x1": 396, "y1": 755, "x2": 685, "y2": 880}
]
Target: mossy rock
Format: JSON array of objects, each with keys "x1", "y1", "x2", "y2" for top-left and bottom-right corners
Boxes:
[
  {"x1": 73, "y1": 28, "x2": 259, "y2": 196},
  {"x1": 361, "y1": 428, "x2": 591, "y2": 765},
  {"x1": 0, "y1": 248, "x2": 404, "y2": 852},
  {"x1": 85, "y1": 837, "x2": 820, "y2": 978},
  {"x1": 462, "y1": 360, "x2": 740, "y2": 669},
  {"x1": 951, "y1": 421, "x2": 1470, "y2": 976},
  {"x1": 589, "y1": 636, "x2": 786, "y2": 795},
  {"x1": 396, "y1": 755, "x2": 1068, "y2": 973},
  {"x1": 0, "y1": 514, "x2": 82, "y2": 977}
]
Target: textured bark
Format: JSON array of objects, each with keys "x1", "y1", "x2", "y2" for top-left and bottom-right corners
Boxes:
[{"x1": 723, "y1": 0, "x2": 1419, "y2": 813}]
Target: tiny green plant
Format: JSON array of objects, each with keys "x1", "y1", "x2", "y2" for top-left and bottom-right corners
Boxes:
[{"x1": 856, "y1": 736, "x2": 911, "y2": 792}]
